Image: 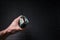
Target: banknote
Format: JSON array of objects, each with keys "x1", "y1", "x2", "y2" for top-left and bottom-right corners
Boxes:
[{"x1": 19, "y1": 15, "x2": 29, "y2": 28}]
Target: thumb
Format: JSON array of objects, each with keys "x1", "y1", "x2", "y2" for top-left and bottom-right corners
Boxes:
[{"x1": 13, "y1": 16, "x2": 20, "y2": 23}]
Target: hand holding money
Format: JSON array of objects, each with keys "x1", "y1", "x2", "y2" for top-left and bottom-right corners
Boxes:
[{"x1": 0, "y1": 15, "x2": 29, "y2": 40}]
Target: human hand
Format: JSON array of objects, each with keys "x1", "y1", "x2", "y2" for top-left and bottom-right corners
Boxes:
[
  {"x1": 0, "y1": 16, "x2": 25, "y2": 40},
  {"x1": 5, "y1": 16, "x2": 24, "y2": 34}
]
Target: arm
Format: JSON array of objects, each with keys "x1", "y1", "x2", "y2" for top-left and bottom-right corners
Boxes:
[
  {"x1": 0, "y1": 16, "x2": 24, "y2": 40},
  {"x1": 0, "y1": 30, "x2": 7, "y2": 40}
]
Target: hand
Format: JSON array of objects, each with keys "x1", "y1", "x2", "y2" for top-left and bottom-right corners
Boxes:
[
  {"x1": 5, "y1": 16, "x2": 23, "y2": 34},
  {"x1": 0, "y1": 16, "x2": 24, "y2": 40}
]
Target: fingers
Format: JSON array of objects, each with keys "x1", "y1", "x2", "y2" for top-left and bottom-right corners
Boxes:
[
  {"x1": 11, "y1": 16, "x2": 25, "y2": 30},
  {"x1": 13, "y1": 16, "x2": 20, "y2": 23}
]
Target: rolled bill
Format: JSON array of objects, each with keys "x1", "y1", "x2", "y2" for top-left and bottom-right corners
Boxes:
[{"x1": 20, "y1": 15, "x2": 29, "y2": 28}]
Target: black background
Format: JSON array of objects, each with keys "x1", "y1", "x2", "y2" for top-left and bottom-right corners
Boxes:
[{"x1": 0, "y1": 0, "x2": 59, "y2": 40}]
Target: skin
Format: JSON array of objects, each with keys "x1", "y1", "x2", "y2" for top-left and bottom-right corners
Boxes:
[{"x1": 0, "y1": 16, "x2": 24, "y2": 40}]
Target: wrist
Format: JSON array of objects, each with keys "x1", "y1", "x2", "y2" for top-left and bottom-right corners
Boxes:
[
  {"x1": 0, "y1": 29, "x2": 7, "y2": 36},
  {"x1": 0, "y1": 29, "x2": 7, "y2": 40}
]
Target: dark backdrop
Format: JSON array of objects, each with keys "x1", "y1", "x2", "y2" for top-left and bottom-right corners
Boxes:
[{"x1": 0, "y1": 0, "x2": 59, "y2": 40}]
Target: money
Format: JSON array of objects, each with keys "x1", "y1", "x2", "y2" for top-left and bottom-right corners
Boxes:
[{"x1": 20, "y1": 15, "x2": 29, "y2": 28}]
